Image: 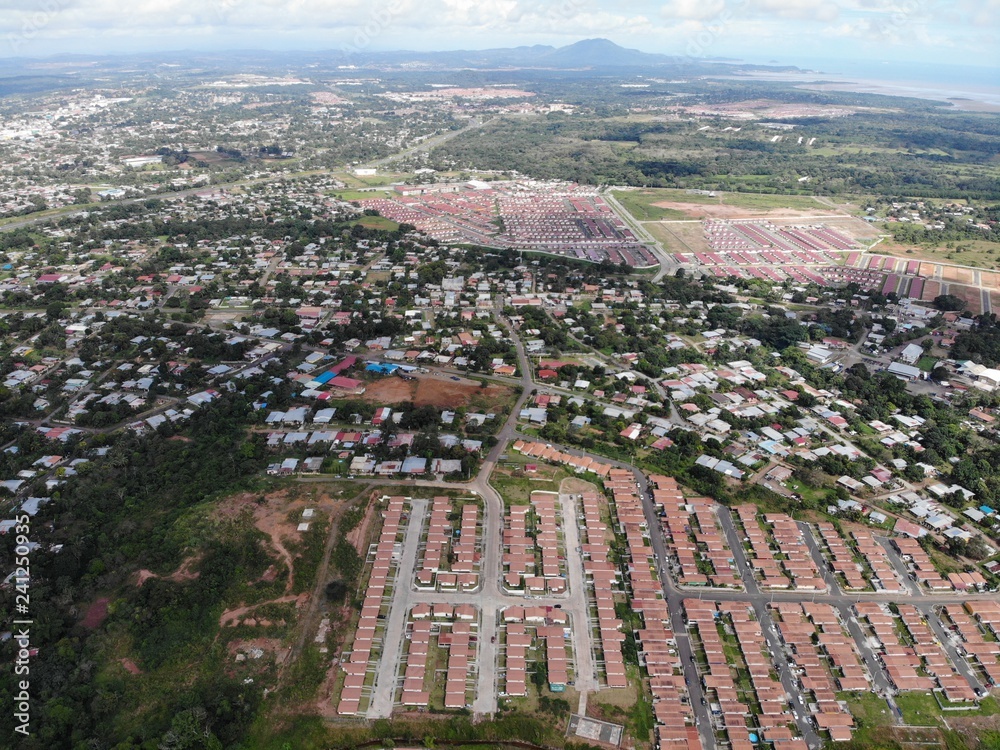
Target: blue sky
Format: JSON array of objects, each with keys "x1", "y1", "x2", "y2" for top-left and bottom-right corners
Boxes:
[{"x1": 2, "y1": 0, "x2": 997, "y2": 73}]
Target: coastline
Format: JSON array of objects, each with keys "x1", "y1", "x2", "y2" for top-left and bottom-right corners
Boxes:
[{"x1": 711, "y1": 70, "x2": 1000, "y2": 112}]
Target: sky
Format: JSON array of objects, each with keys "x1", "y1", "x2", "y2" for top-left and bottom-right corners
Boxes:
[{"x1": 2, "y1": 0, "x2": 998, "y2": 74}]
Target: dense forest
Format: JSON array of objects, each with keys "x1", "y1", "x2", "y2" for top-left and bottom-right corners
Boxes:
[
  {"x1": 0, "y1": 395, "x2": 271, "y2": 748},
  {"x1": 430, "y1": 97, "x2": 1000, "y2": 198}
]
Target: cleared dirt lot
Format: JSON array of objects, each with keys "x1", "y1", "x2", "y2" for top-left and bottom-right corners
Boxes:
[
  {"x1": 649, "y1": 213, "x2": 878, "y2": 255},
  {"x1": 650, "y1": 201, "x2": 841, "y2": 220},
  {"x1": 361, "y1": 374, "x2": 514, "y2": 409},
  {"x1": 945, "y1": 284, "x2": 984, "y2": 315},
  {"x1": 941, "y1": 265, "x2": 976, "y2": 285}
]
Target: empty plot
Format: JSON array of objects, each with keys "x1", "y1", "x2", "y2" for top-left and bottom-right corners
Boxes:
[
  {"x1": 948, "y1": 284, "x2": 983, "y2": 315},
  {"x1": 921, "y1": 279, "x2": 942, "y2": 301},
  {"x1": 941, "y1": 266, "x2": 976, "y2": 285}
]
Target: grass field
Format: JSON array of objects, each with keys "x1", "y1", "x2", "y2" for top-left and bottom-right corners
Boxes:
[
  {"x1": 785, "y1": 478, "x2": 833, "y2": 505},
  {"x1": 718, "y1": 191, "x2": 830, "y2": 210},
  {"x1": 0, "y1": 201, "x2": 100, "y2": 226},
  {"x1": 895, "y1": 692, "x2": 1000, "y2": 726},
  {"x1": 332, "y1": 189, "x2": 392, "y2": 201},
  {"x1": 877, "y1": 239, "x2": 1000, "y2": 270},
  {"x1": 917, "y1": 355, "x2": 938, "y2": 372},
  {"x1": 611, "y1": 190, "x2": 689, "y2": 220},
  {"x1": 332, "y1": 170, "x2": 414, "y2": 189},
  {"x1": 840, "y1": 690, "x2": 894, "y2": 728},
  {"x1": 645, "y1": 221, "x2": 709, "y2": 253},
  {"x1": 353, "y1": 215, "x2": 399, "y2": 231},
  {"x1": 617, "y1": 187, "x2": 832, "y2": 212},
  {"x1": 491, "y1": 454, "x2": 571, "y2": 506}
]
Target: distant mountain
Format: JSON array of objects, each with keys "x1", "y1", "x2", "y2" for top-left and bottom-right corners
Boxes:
[
  {"x1": 539, "y1": 39, "x2": 677, "y2": 67},
  {"x1": 0, "y1": 40, "x2": 801, "y2": 78},
  {"x1": 344, "y1": 38, "x2": 679, "y2": 69}
]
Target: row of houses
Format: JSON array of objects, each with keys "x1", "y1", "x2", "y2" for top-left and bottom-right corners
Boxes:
[
  {"x1": 660, "y1": 495, "x2": 740, "y2": 589},
  {"x1": 772, "y1": 602, "x2": 867, "y2": 741},
  {"x1": 414, "y1": 498, "x2": 480, "y2": 592},
  {"x1": 687, "y1": 599, "x2": 809, "y2": 749},
  {"x1": 734, "y1": 505, "x2": 825, "y2": 591},
  {"x1": 814, "y1": 523, "x2": 907, "y2": 594},
  {"x1": 501, "y1": 494, "x2": 566, "y2": 595},
  {"x1": 855, "y1": 602, "x2": 977, "y2": 702},
  {"x1": 401, "y1": 607, "x2": 478, "y2": 709},
  {"x1": 337, "y1": 495, "x2": 407, "y2": 716}
]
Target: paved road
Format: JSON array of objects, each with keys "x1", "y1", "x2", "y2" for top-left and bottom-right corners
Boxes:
[
  {"x1": 363, "y1": 117, "x2": 495, "y2": 170},
  {"x1": 876, "y1": 536, "x2": 924, "y2": 597},
  {"x1": 747, "y1": 594, "x2": 823, "y2": 749},
  {"x1": 358, "y1": 474, "x2": 596, "y2": 717},
  {"x1": 517, "y1": 433, "x2": 717, "y2": 747},
  {"x1": 922, "y1": 604, "x2": 986, "y2": 695},
  {"x1": 602, "y1": 189, "x2": 676, "y2": 280},
  {"x1": 362, "y1": 310, "x2": 596, "y2": 718},
  {"x1": 717, "y1": 507, "x2": 760, "y2": 598},
  {"x1": 835, "y1": 602, "x2": 896, "y2": 699},
  {"x1": 797, "y1": 521, "x2": 841, "y2": 596},
  {"x1": 507, "y1": 436, "x2": 1000, "y2": 745},
  {"x1": 561, "y1": 491, "x2": 599, "y2": 704}
]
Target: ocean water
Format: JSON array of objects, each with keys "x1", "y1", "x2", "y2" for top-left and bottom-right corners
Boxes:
[
  {"x1": 721, "y1": 57, "x2": 1000, "y2": 107},
  {"x1": 792, "y1": 59, "x2": 998, "y2": 90}
]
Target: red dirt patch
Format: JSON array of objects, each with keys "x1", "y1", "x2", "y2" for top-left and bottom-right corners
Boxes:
[
  {"x1": 921, "y1": 279, "x2": 942, "y2": 301},
  {"x1": 360, "y1": 373, "x2": 513, "y2": 409},
  {"x1": 214, "y1": 491, "x2": 303, "y2": 594},
  {"x1": 120, "y1": 658, "x2": 142, "y2": 675},
  {"x1": 168, "y1": 555, "x2": 201, "y2": 583},
  {"x1": 219, "y1": 593, "x2": 307, "y2": 628},
  {"x1": 650, "y1": 200, "x2": 839, "y2": 220},
  {"x1": 81, "y1": 597, "x2": 109, "y2": 629},
  {"x1": 346, "y1": 490, "x2": 380, "y2": 555},
  {"x1": 361, "y1": 376, "x2": 416, "y2": 404},
  {"x1": 136, "y1": 569, "x2": 157, "y2": 587},
  {"x1": 134, "y1": 555, "x2": 201, "y2": 587},
  {"x1": 414, "y1": 376, "x2": 510, "y2": 408}
]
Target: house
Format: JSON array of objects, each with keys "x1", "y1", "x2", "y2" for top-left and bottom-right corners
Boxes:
[
  {"x1": 267, "y1": 458, "x2": 299, "y2": 475},
  {"x1": 805, "y1": 346, "x2": 834, "y2": 364},
  {"x1": 328, "y1": 375, "x2": 365, "y2": 393},
  {"x1": 970, "y1": 408, "x2": 996, "y2": 424},
  {"x1": 899, "y1": 343, "x2": 924, "y2": 365},
  {"x1": 619, "y1": 423, "x2": 643, "y2": 441},
  {"x1": 401, "y1": 457, "x2": 427, "y2": 474},
  {"x1": 887, "y1": 362, "x2": 921, "y2": 381}
]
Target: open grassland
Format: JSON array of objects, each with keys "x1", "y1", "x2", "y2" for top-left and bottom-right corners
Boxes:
[
  {"x1": 492, "y1": 453, "x2": 572, "y2": 506},
  {"x1": 353, "y1": 215, "x2": 399, "y2": 231},
  {"x1": 614, "y1": 187, "x2": 837, "y2": 220},
  {"x1": 877, "y1": 239, "x2": 1000, "y2": 270}
]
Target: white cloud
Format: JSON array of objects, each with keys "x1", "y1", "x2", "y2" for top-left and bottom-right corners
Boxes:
[
  {"x1": 751, "y1": 0, "x2": 841, "y2": 22},
  {"x1": 0, "y1": 0, "x2": 991, "y2": 66},
  {"x1": 660, "y1": 0, "x2": 727, "y2": 21}
]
